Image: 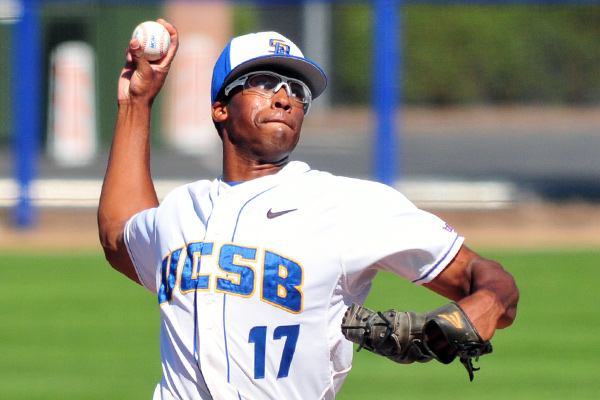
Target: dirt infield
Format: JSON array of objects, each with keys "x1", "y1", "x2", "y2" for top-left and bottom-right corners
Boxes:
[{"x1": 1, "y1": 201, "x2": 598, "y2": 253}]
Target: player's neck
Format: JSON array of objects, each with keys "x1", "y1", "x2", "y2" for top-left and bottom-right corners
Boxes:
[{"x1": 221, "y1": 156, "x2": 289, "y2": 183}]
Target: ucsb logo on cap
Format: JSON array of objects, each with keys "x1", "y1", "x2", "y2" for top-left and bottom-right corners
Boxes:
[{"x1": 269, "y1": 39, "x2": 291, "y2": 55}]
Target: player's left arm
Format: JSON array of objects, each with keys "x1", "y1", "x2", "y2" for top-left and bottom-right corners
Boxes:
[
  {"x1": 423, "y1": 245, "x2": 520, "y2": 341},
  {"x1": 340, "y1": 244, "x2": 519, "y2": 379}
]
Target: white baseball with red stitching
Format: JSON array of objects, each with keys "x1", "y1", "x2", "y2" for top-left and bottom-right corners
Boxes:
[{"x1": 132, "y1": 21, "x2": 170, "y2": 61}]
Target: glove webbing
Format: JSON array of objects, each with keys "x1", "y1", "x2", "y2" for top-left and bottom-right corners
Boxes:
[{"x1": 342, "y1": 311, "x2": 395, "y2": 353}]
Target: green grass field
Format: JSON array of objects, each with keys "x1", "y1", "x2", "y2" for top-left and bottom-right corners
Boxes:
[{"x1": 1, "y1": 250, "x2": 598, "y2": 399}]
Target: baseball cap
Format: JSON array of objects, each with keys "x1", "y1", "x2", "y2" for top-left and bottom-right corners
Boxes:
[{"x1": 211, "y1": 31, "x2": 327, "y2": 104}]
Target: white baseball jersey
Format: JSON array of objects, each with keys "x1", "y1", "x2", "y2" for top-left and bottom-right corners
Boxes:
[{"x1": 124, "y1": 161, "x2": 464, "y2": 400}]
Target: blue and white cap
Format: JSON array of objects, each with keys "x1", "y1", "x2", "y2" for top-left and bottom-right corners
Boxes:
[{"x1": 211, "y1": 31, "x2": 327, "y2": 104}]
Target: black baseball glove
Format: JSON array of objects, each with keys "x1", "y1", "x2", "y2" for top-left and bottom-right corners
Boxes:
[
  {"x1": 340, "y1": 303, "x2": 433, "y2": 364},
  {"x1": 422, "y1": 302, "x2": 493, "y2": 381},
  {"x1": 341, "y1": 302, "x2": 492, "y2": 380}
]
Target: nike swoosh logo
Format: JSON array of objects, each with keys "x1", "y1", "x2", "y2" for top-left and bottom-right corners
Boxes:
[{"x1": 267, "y1": 208, "x2": 298, "y2": 219}]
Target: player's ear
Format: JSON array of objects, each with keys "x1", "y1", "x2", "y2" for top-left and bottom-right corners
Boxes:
[{"x1": 211, "y1": 100, "x2": 228, "y2": 124}]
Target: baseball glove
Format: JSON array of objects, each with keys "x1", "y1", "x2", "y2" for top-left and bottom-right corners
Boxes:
[
  {"x1": 341, "y1": 302, "x2": 492, "y2": 381},
  {"x1": 422, "y1": 302, "x2": 493, "y2": 381},
  {"x1": 340, "y1": 303, "x2": 433, "y2": 364}
]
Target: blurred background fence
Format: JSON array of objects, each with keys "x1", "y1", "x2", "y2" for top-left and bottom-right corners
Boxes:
[{"x1": 1, "y1": 0, "x2": 600, "y2": 227}]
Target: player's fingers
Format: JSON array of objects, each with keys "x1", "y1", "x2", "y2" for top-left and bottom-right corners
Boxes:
[
  {"x1": 118, "y1": 40, "x2": 140, "y2": 102},
  {"x1": 128, "y1": 39, "x2": 147, "y2": 65},
  {"x1": 155, "y1": 19, "x2": 179, "y2": 64},
  {"x1": 129, "y1": 39, "x2": 156, "y2": 81},
  {"x1": 157, "y1": 18, "x2": 176, "y2": 36},
  {"x1": 120, "y1": 38, "x2": 160, "y2": 101}
]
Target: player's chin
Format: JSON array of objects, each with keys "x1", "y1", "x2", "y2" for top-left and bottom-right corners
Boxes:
[
  {"x1": 255, "y1": 140, "x2": 297, "y2": 164},
  {"x1": 262, "y1": 123, "x2": 299, "y2": 144}
]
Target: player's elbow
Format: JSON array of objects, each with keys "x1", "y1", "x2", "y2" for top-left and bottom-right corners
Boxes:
[
  {"x1": 98, "y1": 228, "x2": 141, "y2": 285},
  {"x1": 99, "y1": 232, "x2": 122, "y2": 267},
  {"x1": 98, "y1": 210, "x2": 119, "y2": 252},
  {"x1": 98, "y1": 224, "x2": 123, "y2": 267},
  {"x1": 97, "y1": 214, "x2": 131, "y2": 270}
]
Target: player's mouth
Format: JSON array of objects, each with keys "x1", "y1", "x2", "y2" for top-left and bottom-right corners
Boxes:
[{"x1": 263, "y1": 116, "x2": 294, "y2": 129}]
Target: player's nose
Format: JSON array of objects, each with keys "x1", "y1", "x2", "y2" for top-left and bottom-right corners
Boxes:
[{"x1": 272, "y1": 84, "x2": 292, "y2": 111}]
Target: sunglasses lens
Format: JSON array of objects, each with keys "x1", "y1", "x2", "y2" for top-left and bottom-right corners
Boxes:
[
  {"x1": 289, "y1": 81, "x2": 309, "y2": 103},
  {"x1": 247, "y1": 74, "x2": 279, "y2": 91},
  {"x1": 247, "y1": 73, "x2": 309, "y2": 104}
]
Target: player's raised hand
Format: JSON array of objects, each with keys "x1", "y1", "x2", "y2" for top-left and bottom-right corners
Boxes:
[{"x1": 118, "y1": 19, "x2": 179, "y2": 105}]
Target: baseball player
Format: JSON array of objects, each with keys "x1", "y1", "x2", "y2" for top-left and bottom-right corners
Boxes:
[{"x1": 98, "y1": 19, "x2": 519, "y2": 400}]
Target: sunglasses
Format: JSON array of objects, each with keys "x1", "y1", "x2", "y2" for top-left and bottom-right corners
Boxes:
[{"x1": 223, "y1": 71, "x2": 312, "y2": 114}]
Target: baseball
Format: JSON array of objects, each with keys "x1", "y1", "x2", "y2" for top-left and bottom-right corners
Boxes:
[{"x1": 132, "y1": 21, "x2": 170, "y2": 61}]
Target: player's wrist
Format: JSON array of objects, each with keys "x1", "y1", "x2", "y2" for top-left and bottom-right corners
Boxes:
[
  {"x1": 117, "y1": 97, "x2": 154, "y2": 114},
  {"x1": 456, "y1": 291, "x2": 505, "y2": 340}
]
